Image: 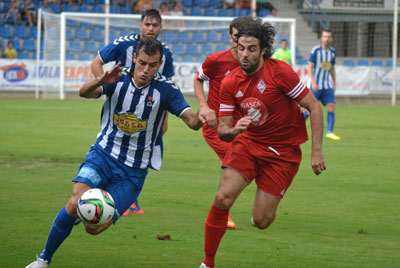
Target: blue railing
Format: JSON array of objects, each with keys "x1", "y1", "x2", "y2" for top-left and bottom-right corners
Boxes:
[{"x1": 299, "y1": 0, "x2": 330, "y2": 31}]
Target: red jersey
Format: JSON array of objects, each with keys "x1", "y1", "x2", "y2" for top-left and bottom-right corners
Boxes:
[
  {"x1": 196, "y1": 49, "x2": 239, "y2": 114},
  {"x1": 219, "y1": 58, "x2": 309, "y2": 146}
]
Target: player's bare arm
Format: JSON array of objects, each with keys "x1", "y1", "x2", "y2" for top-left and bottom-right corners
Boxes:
[
  {"x1": 180, "y1": 109, "x2": 204, "y2": 130},
  {"x1": 193, "y1": 78, "x2": 217, "y2": 128},
  {"x1": 91, "y1": 55, "x2": 105, "y2": 78},
  {"x1": 298, "y1": 92, "x2": 326, "y2": 175},
  {"x1": 308, "y1": 62, "x2": 318, "y2": 92},
  {"x1": 80, "y1": 63, "x2": 122, "y2": 99},
  {"x1": 218, "y1": 115, "x2": 252, "y2": 142}
]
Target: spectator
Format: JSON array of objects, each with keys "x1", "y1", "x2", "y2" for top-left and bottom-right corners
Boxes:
[
  {"x1": 256, "y1": 0, "x2": 275, "y2": 15},
  {"x1": 41, "y1": 0, "x2": 52, "y2": 13},
  {"x1": 169, "y1": 1, "x2": 183, "y2": 16},
  {"x1": 223, "y1": 0, "x2": 242, "y2": 9},
  {"x1": 20, "y1": 0, "x2": 37, "y2": 26},
  {"x1": 116, "y1": 0, "x2": 127, "y2": 6},
  {"x1": 4, "y1": 41, "x2": 17, "y2": 59},
  {"x1": 3, "y1": 0, "x2": 20, "y2": 26},
  {"x1": 135, "y1": 0, "x2": 153, "y2": 13},
  {"x1": 159, "y1": 2, "x2": 169, "y2": 15}
]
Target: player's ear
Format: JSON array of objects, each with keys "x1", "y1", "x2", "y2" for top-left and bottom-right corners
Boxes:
[
  {"x1": 133, "y1": 53, "x2": 137, "y2": 64},
  {"x1": 261, "y1": 47, "x2": 267, "y2": 58}
]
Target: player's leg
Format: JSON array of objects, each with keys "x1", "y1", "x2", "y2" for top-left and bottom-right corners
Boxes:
[
  {"x1": 323, "y1": 89, "x2": 340, "y2": 140},
  {"x1": 203, "y1": 167, "x2": 249, "y2": 268},
  {"x1": 251, "y1": 189, "x2": 280, "y2": 229}
]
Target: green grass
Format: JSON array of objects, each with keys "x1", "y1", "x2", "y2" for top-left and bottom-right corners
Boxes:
[{"x1": 0, "y1": 99, "x2": 399, "y2": 268}]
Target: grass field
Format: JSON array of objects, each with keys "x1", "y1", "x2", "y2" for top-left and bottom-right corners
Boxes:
[{"x1": 0, "y1": 99, "x2": 399, "y2": 268}]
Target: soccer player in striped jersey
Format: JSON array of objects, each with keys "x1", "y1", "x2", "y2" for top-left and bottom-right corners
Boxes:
[
  {"x1": 26, "y1": 37, "x2": 212, "y2": 268},
  {"x1": 198, "y1": 22, "x2": 326, "y2": 268},
  {"x1": 306, "y1": 29, "x2": 341, "y2": 141},
  {"x1": 91, "y1": 9, "x2": 173, "y2": 214},
  {"x1": 194, "y1": 16, "x2": 261, "y2": 229}
]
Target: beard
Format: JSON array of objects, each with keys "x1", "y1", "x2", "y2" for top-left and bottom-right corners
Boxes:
[{"x1": 240, "y1": 58, "x2": 260, "y2": 74}]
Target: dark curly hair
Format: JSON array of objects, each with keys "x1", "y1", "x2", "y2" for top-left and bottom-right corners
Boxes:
[{"x1": 237, "y1": 21, "x2": 276, "y2": 59}]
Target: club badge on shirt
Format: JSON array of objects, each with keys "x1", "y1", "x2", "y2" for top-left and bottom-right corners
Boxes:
[{"x1": 257, "y1": 79, "x2": 266, "y2": 94}]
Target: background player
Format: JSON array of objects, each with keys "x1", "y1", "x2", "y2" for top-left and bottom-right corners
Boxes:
[
  {"x1": 271, "y1": 39, "x2": 292, "y2": 66},
  {"x1": 306, "y1": 29, "x2": 341, "y2": 141},
  {"x1": 91, "y1": 9, "x2": 174, "y2": 214},
  {"x1": 26, "y1": 37, "x2": 212, "y2": 268},
  {"x1": 194, "y1": 16, "x2": 260, "y2": 229},
  {"x1": 199, "y1": 21, "x2": 326, "y2": 268}
]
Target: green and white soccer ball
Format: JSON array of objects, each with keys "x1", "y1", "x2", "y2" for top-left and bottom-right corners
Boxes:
[{"x1": 77, "y1": 188, "x2": 115, "y2": 226}]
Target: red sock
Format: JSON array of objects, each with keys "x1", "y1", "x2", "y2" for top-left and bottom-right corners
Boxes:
[{"x1": 203, "y1": 204, "x2": 229, "y2": 268}]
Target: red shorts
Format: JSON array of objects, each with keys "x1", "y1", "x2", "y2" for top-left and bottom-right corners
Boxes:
[
  {"x1": 222, "y1": 136, "x2": 302, "y2": 198},
  {"x1": 202, "y1": 124, "x2": 231, "y2": 161}
]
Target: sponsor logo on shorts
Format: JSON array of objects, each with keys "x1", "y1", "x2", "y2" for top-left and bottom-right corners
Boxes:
[{"x1": 113, "y1": 113, "x2": 147, "y2": 135}]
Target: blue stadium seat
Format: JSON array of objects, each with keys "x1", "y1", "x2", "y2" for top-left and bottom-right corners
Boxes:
[
  {"x1": 0, "y1": 39, "x2": 4, "y2": 47},
  {"x1": 195, "y1": 0, "x2": 208, "y2": 8},
  {"x1": 173, "y1": 44, "x2": 185, "y2": 55},
  {"x1": 90, "y1": 29, "x2": 103, "y2": 42},
  {"x1": 92, "y1": 5, "x2": 104, "y2": 13},
  {"x1": 14, "y1": 26, "x2": 28, "y2": 39},
  {"x1": 78, "y1": 53, "x2": 92, "y2": 61},
  {"x1": 120, "y1": 6, "x2": 131, "y2": 14},
  {"x1": 208, "y1": 0, "x2": 222, "y2": 8},
  {"x1": 386, "y1": 59, "x2": 393, "y2": 67},
  {"x1": 83, "y1": 0, "x2": 95, "y2": 4},
  {"x1": 77, "y1": 4, "x2": 89, "y2": 12},
  {"x1": 29, "y1": 27, "x2": 37, "y2": 39},
  {"x1": 181, "y1": 0, "x2": 193, "y2": 8},
  {"x1": 177, "y1": 32, "x2": 190, "y2": 43},
  {"x1": 190, "y1": 7, "x2": 202, "y2": 16},
  {"x1": 343, "y1": 59, "x2": 355, "y2": 67},
  {"x1": 206, "y1": 32, "x2": 219, "y2": 43},
  {"x1": 216, "y1": 44, "x2": 228, "y2": 52},
  {"x1": 62, "y1": 3, "x2": 75, "y2": 12},
  {"x1": 110, "y1": 5, "x2": 119, "y2": 13},
  {"x1": 371, "y1": 59, "x2": 383, "y2": 67},
  {"x1": 84, "y1": 41, "x2": 97, "y2": 53},
  {"x1": 243, "y1": 9, "x2": 252, "y2": 16},
  {"x1": 67, "y1": 19, "x2": 79, "y2": 28},
  {"x1": 0, "y1": 25, "x2": 12, "y2": 38},
  {"x1": 69, "y1": 41, "x2": 81, "y2": 52},
  {"x1": 295, "y1": 46, "x2": 302, "y2": 59},
  {"x1": 66, "y1": 29, "x2": 74, "y2": 40},
  {"x1": 186, "y1": 44, "x2": 199, "y2": 55},
  {"x1": 75, "y1": 28, "x2": 88, "y2": 40},
  {"x1": 217, "y1": 9, "x2": 229, "y2": 17},
  {"x1": 11, "y1": 39, "x2": 21, "y2": 51},
  {"x1": 191, "y1": 32, "x2": 204, "y2": 43},
  {"x1": 19, "y1": 51, "x2": 30, "y2": 59},
  {"x1": 259, "y1": 9, "x2": 270, "y2": 17},
  {"x1": 184, "y1": 21, "x2": 195, "y2": 27},
  {"x1": 204, "y1": 8, "x2": 216, "y2": 16},
  {"x1": 296, "y1": 58, "x2": 308, "y2": 65},
  {"x1": 232, "y1": 9, "x2": 244, "y2": 17},
  {"x1": 181, "y1": 55, "x2": 194, "y2": 62},
  {"x1": 202, "y1": 44, "x2": 213, "y2": 56},
  {"x1": 23, "y1": 39, "x2": 36, "y2": 52},
  {"x1": 162, "y1": 30, "x2": 175, "y2": 43},
  {"x1": 49, "y1": 3, "x2": 61, "y2": 13},
  {"x1": 66, "y1": 52, "x2": 75, "y2": 60},
  {"x1": 357, "y1": 59, "x2": 369, "y2": 66}
]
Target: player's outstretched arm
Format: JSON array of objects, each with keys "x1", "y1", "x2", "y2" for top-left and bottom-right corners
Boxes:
[
  {"x1": 91, "y1": 55, "x2": 105, "y2": 78},
  {"x1": 193, "y1": 77, "x2": 217, "y2": 128},
  {"x1": 180, "y1": 109, "x2": 204, "y2": 130},
  {"x1": 80, "y1": 63, "x2": 122, "y2": 99},
  {"x1": 218, "y1": 115, "x2": 252, "y2": 142},
  {"x1": 298, "y1": 92, "x2": 326, "y2": 175}
]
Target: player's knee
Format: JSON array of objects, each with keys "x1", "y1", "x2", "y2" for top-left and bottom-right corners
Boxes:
[
  {"x1": 65, "y1": 198, "x2": 78, "y2": 216},
  {"x1": 253, "y1": 215, "x2": 274, "y2": 230},
  {"x1": 85, "y1": 225, "x2": 107, "y2": 235},
  {"x1": 214, "y1": 192, "x2": 233, "y2": 210}
]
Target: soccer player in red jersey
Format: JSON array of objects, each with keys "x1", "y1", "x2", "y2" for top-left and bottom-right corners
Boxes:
[
  {"x1": 198, "y1": 22, "x2": 326, "y2": 268},
  {"x1": 194, "y1": 16, "x2": 260, "y2": 229}
]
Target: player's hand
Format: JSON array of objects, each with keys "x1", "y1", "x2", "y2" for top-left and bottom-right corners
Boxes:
[
  {"x1": 99, "y1": 62, "x2": 122, "y2": 85},
  {"x1": 311, "y1": 149, "x2": 326, "y2": 175},
  {"x1": 232, "y1": 116, "x2": 252, "y2": 135},
  {"x1": 198, "y1": 106, "x2": 217, "y2": 128}
]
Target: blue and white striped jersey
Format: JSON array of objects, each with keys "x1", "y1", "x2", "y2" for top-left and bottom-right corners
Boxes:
[
  {"x1": 308, "y1": 45, "x2": 336, "y2": 90},
  {"x1": 98, "y1": 33, "x2": 175, "y2": 78},
  {"x1": 93, "y1": 70, "x2": 190, "y2": 170}
]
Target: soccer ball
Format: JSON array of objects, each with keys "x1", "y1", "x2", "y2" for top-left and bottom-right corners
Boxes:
[{"x1": 77, "y1": 188, "x2": 115, "y2": 226}]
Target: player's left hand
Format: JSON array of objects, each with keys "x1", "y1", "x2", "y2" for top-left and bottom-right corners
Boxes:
[
  {"x1": 99, "y1": 62, "x2": 122, "y2": 85},
  {"x1": 311, "y1": 149, "x2": 326, "y2": 175}
]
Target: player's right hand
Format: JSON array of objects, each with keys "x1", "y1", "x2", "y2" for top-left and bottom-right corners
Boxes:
[
  {"x1": 233, "y1": 116, "x2": 252, "y2": 135},
  {"x1": 198, "y1": 106, "x2": 217, "y2": 128},
  {"x1": 100, "y1": 62, "x2": 122, "y2": 85}
]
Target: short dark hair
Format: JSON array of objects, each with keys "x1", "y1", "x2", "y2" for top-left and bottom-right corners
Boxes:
[
  {"x1": 237, "y1": 21, "x2": 276, "y2": 59},
  {"x1": 137, "y1": 37, "x2": 163, "y2": 61},
  {"x1": 321, "y1": 29, "x2": 333, "y2": 36},
  {"x1": 229, "y1": 16, "x2": 262, "y2": 36},
  {"x1": 141, "y1": 9, "x2": 162, "y2": 24}
]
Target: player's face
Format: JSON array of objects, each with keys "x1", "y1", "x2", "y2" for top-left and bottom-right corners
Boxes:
[
  {"x1": 321, "y1": 31, "x2": 333, "y2": 47},
  {"x1": 133, "y1": 50, "x2": 161, "y2": 87},
  {"x1": 140, "y1": 17, "x2": 162, "y2": 39},
  {"x1": 229, "y1": 27, "x2": 239, "y2": 50},
  {"x1": 238, "y1": 36, "x2": 265, "y2": 75}
]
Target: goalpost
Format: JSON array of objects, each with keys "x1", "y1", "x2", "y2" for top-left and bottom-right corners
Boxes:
[{"x1": 37, "y1": 11, "x2": 296, "y2": 99}]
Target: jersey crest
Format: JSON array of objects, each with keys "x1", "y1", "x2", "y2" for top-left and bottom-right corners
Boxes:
[
  {"x1": 257, "y1": 79, "x2": 266, "y2": 94},
  {"x1": 239, "y1": 97, "x2": 268, "y2": 126}
]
